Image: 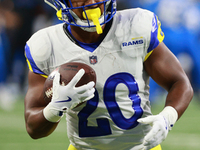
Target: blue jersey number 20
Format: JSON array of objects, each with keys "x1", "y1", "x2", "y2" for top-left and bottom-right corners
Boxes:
[{"x1": 78, "y1": 73, "x2": 143, "y2": 137}]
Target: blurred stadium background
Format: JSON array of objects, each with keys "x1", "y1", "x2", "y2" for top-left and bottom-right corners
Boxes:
[{"x1": 0, "y1": 0, "x2": 200, "y2": 149}]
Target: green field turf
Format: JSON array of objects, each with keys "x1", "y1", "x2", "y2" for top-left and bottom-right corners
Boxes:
[{"x1": 0, "y1": 96, "x2": 199, "y2": 150}]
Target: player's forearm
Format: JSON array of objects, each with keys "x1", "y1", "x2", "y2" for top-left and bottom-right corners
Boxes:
[
  {"x1": 25, "y1": 107, "x2": 58, "y2": 139},
  {"x1": 164, "y1": 79, "x2": 193, "y2": 119}
]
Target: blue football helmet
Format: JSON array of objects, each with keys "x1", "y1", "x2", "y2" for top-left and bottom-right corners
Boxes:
[{"x1": 44, "y1": 0, "x2": 116, "y2": 33}]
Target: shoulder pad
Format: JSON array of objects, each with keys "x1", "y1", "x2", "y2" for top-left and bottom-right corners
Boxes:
[{"x1": 27, "y1": 29, "x2": 52, "y2": 63}]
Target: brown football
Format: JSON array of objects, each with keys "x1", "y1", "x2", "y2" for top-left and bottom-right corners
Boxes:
[{"x1": 43, "y1": 62, "x2": 96, "y2": 103}]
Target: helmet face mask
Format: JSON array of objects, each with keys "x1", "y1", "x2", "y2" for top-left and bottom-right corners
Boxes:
[{"x1": 45, "y1": 0, "x2": 117, "y2": 32}]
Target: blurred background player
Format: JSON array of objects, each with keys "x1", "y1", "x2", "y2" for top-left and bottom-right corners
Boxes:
[{"x1": 24, "y1": 0, "x2": 193, "y2": 150}]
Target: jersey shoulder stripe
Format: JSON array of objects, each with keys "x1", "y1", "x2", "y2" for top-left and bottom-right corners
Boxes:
[
  {"x1": 145, "y1": 14, "x2": 165, "y2": 61},
  {"x1": 147, "y1": 14, "x2": 165, "y2": 53},
  {"x1": 25, "y1": 44, "x2": 48, "y2": 78},
  {"x1": 25, "y1": 24, "x2": 64, "y2": 76}
]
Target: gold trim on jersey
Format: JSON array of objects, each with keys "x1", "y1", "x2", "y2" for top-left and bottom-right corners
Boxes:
[
  {"x1": 156, "y1": 16, "x2": 165, "y2": 43},
  {"x1": 144, "y1": 16, "x2": 164, "y2": 62},
  {"x1": 25, "y1": 54, "x2": 48, "y2": 78},
  {"x1": 67, "y1": 144, "x2": 162, "y2": 150},
  {"x1": 132, "y1": 36, "x2": 144, "y2": 40},
  {"x1": 41, "y1": 74, "x2": 48, "y2": 78},
  {"x1": 151, "y1": 144, "x2": 162, "y2": 150},
  {"x1": 25, "y1": 53, "x2": 33, "y2": 72},
  {"x1": 68, "y1": 144, "x2": 78, "y2": 150},
  {"x1": 144, "y1": 50, "x2": 153, "y2": 62}
]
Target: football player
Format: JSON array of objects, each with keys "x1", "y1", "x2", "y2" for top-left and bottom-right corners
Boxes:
[{"x1": 24, "y1": 0, "x2": 193, "y2": 150}]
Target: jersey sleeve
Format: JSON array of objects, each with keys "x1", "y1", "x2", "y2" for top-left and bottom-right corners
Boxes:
[
  {"x1": 24, "y1": 27, "x2": 53, "y2": 78},
  {"x1": 25, "y1": 44, "x2": 48, "y2": 78},
  {"x1": 144, "y1": 14, "x2": 165, "y2": 61}
]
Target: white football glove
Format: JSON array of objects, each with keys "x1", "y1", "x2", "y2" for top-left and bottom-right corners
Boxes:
[
  {"x1": 137, "y1": 106, "x2": 178, "y2": 150},
  {"x1": 43, "y1": 69, "x2": 95, "y2": 122}
]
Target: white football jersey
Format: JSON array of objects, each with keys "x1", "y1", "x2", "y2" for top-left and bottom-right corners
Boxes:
[{"x1": 25, "y1": 8, "x2": 164, "y2": 150}]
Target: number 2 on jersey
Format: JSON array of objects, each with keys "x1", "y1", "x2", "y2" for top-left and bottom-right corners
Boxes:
[{"x1": 78, "y1": 73, "x2": 143, "y2": 137}]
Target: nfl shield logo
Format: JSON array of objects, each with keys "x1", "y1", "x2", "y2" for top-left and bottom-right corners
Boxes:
[{"x1": 89, "y1": 55, "x2": 97, "y2": 65}]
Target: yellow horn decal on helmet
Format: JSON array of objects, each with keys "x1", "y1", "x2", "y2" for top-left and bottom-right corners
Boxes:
[
  {"x1": 83, "y1": 8, "x2": 103, "y2": 34},
  {"x1": 56, "y1": 9, "x2": 63, "y2": 20}
]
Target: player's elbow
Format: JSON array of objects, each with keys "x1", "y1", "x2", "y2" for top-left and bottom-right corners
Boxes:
[
  {"x1": 26, "y1": 127, "x2": 42, "y2": 139},
  {"x1": 26, "y1": 125, "x2": 47, "y2": 139},
  {"x1": 182, "y1": 77, "x2": 194, "y2": 104},
  {"x1": 28, "y1": 133, "x2": 41, "y2": 140},
  {"x1": 186, "y1": 80, "x2": 194, "y2": 102}
]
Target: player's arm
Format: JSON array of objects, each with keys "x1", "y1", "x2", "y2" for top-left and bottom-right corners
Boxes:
[
  {"x1": 144, "y1": 42, "x2": 193, "y2": 118},
  {"x1": 24, "y1": 71, "x2": 58, "y2": 139},
  {"x1": 25, "y1": 69, "x2": 95, "y2": 139},
  {"x1": 139, "y1": 42, "x2": 193, "y2": 149}
]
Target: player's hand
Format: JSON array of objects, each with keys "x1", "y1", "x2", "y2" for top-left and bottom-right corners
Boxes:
[
  {"x1": 43, "y1": 69, "x2": 95, "y2": 122},
  {"x1": 137, "y1": 114, "x2": 168, "y2": 150},
  {"x1": 138, "y1": 106, "x2": 178, "y2": 150},
  {"x1": 51, "y1": 69, "x2": 95, "y2": 110}
]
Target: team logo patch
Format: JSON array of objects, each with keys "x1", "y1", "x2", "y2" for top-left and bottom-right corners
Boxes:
[
  {"x1": 121, "y1": 37, "x2": 144, "y2": 48},
  {"x1": 89, "y1": 55, "x2": 98, "y2": 65}
]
